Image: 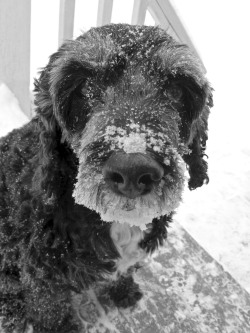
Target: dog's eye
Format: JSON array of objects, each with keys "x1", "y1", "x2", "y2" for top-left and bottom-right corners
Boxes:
[
  {"x1": 74, "y1": 84, "x2": 88, "y2": 98},
  {"x1": 75, "y1": 84, "x2": 96, "y2": 100},
  {"x1": 167, "y1": 85, "x2": 183, "y2": 101},
  {"x1": 80, "y1": 87, "x2": 88, "y2": 96}
]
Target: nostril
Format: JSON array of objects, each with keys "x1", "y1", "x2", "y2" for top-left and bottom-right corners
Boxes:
[
  {"x1": 103, "y1": 152, "x2": 165, "y2": 198},
  {"x1": 138, "y1": 174, "x2": 154, "y2": 186},
  {"x1": 109, "y1": 172, "x2": 124, "y2": 184}
]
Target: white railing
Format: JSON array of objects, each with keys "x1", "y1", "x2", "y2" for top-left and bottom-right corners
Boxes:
[{"x1": 0, "y1": 0, "x2": 204, "y2": 118}]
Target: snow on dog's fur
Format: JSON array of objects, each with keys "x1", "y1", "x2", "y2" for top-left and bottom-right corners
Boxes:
[
  {"x1": 0, "y1": 24, "x2": 213, "y2": 333},
  {"x1": 72, "y1": 119, "x2": 186, "y2": 230}
]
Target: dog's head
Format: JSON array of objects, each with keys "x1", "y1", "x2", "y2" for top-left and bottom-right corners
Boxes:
[{"x1": 34, "y1": 24, "x2": 213, "y2": 229}]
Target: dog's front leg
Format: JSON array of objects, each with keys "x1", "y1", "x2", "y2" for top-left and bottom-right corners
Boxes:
[{"x1": 108, "y1": 272, "x2": 143, "y2": 308}]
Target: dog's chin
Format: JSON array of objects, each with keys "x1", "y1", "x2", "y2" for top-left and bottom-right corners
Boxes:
[
  {"x1": 73, "y1": 166, "x2": 185, "y2": 231},
  {"x1": 99, "y1": 201, "x2": 160, "y2": 230}
]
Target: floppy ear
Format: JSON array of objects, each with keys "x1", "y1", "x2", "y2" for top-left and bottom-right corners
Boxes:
[
  {"x1": 32, "y1": 34, "x2": 108, "y2": 204},
  {"x1": 32, "y1": 61, "x2": 65, "y2": 205},
  {"x1": 32, "y1": 44, "x2": 83, "y2": 205},
  {"x1": 182, "y1": 84, "x2": 213, "y2": 190}
]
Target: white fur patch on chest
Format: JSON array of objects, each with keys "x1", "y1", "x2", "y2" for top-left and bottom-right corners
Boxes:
[{"x1": 110, "y1": 222, "x2": 148, "y2": 278}]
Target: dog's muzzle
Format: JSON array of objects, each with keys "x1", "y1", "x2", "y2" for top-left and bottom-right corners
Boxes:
[
  {"x1": 103, "y1": 152, "x2": 164, "y2": 199},
  {"x1": 72, "y1": 120, "x2": 186, "y2": 230}
]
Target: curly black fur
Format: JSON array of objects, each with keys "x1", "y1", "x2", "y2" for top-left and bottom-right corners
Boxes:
[
  {"x1": 0, "y1": 24, "x2": 213, "y2": 332},
  {"x1": 139, "y1": 214, "x2": 173, "y2": 254},
  {"x1": 108, "y1": 275, "x2": 143, "y2": 308}
]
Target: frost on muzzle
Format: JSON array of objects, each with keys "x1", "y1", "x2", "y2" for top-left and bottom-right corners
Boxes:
[{"x1": 72, "y1": 116, "x2": 187, "y2": 230}]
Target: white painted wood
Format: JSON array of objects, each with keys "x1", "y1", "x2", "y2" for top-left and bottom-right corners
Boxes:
[
  {"x1": 58, "y1": 0, "x2": 76, "y2": 46},
  {"x1": 0, "y1": 0, "x2": 31, "y2": 117},
  {"x1": 145, "y1": 9, "x2": 157, "y2": 26},
  {"x1": 131, "y1": 0, "x2": 148, "y2": 25},
  {"x1": 150, "y1": 0, "x2": 195, "y2": 44},
  {"x1": 148, "y1": 0, "x2": 169, "y2": 29},
  {"x1": 147, "y1": 6, "x2": 160, "y2": 26},
  {"x1": 148, "y1": 0, "x2": 205, "y2": 70},
  {"x1": 96, "y1": 0, "x2": 113, "y2": 27}
]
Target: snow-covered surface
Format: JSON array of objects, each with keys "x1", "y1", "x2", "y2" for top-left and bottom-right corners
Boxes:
[
  {"x1": 176, "y1": 104, "x2": 250, "y2": 293},
  {"x1": 70, "y1": 222, "x2": 250, "y2": 332},
  {"x1": 0, "y1": 84, "x2": 28, "y2": 137},
  {"x1": 170, "y1": 0, "x2": 250, "y2": 294}
]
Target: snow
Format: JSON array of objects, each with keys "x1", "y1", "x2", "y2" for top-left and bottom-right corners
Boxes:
[
  {"x1": 73, "y1": 164, "x2": 184, "y2": 231},
  {"x1": 170, "y1": 0, "x2": 250, "y2": 294},
  {"x1": 73, "y1": 124, "x2": 185, "y2": 230},
  {"x1": 0, "y1": 83, "x2": 28, "y2": 137},
  {"x1": 176, "y1": 111, "x2": 250, "y2": 293},
  {"x1": 73, "y1": 114, "x2": 185, "y2": 231},
  {"x1": 104, "y1": 123, "x2": 166, "y2": 154},
  {"x1": 104, "y1": 124, "x2": 147, "y2": 154}
]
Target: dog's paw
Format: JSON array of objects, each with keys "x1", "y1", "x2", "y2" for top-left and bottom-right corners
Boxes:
[{"x1": 108, "y1": 275, "x2": 143, "y2": 308}]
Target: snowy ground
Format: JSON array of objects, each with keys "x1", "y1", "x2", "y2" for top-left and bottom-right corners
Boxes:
[
  {"x1": 0, "y1": 81, "x2": 249, "y2": 294},
  {"x1": 0, "y1": 84, "x2": 28, "y2": 137},
  {"x1": 171, "y1": 0, "x2": 250, "y2": 294},
  {"x1": 176, "y1": 100, "x2": 250, "y2": 293}
]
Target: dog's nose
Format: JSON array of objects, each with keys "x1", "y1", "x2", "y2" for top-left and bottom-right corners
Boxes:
[{"x1": 103, "y1": 152, "x2": 164, "y2": 199}]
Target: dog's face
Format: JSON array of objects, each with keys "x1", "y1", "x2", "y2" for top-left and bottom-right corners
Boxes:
[{"x1": 36, "y1": 25, "x2": 212, "y2": 230}]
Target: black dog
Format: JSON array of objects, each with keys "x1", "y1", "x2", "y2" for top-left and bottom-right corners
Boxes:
[{"x1": 0, "y1": 24, "x2": 213, "y2": 332}]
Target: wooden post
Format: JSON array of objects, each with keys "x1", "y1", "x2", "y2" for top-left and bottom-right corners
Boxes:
[
  {"x1": 148, "y1": 0, "x2": 205, "y2": 70},
  {"x1": 58, "y1": 0, "x2": 76, "y2": 46},
  {"x1": 0, "y1": 0, "x2": 31, "y2": 117},
  {"x1": 96, "y1": 0, "x2": 113, "y2": 27},
  {"x1": 131, "y1": 0, "x2": 148, "y2": 25}
]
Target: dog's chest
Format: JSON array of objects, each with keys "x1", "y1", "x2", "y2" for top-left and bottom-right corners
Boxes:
[{"x1": 110, "y1": 222, "x2": 147, "y2": 277}]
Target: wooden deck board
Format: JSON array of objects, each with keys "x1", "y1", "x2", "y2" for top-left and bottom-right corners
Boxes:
[
  {"x1": 72, "y1": 222, "x2": 250, "y2": 332},
  {"x1": 1, "y1": 223, "x2": 249, "y2": 332}
]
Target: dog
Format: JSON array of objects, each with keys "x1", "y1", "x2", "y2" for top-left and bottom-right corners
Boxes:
[{"x1": 0, "y1": 24, "x2": 213, "y2": 332}]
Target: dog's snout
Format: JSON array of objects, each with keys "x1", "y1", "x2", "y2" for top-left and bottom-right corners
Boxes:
[{"x1": 103, "y1": 152, "x2": 164, "y2": 199}]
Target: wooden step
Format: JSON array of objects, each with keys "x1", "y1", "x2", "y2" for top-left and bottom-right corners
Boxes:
[{"x1": 72, "y1": 222, "x2": 250, "y2": 333}]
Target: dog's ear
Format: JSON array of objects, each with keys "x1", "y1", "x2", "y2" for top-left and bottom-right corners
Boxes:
[
  {"x1": 158, "y1": 41, "x2": 213, "y2": 190},
  {"x1": 164, "y1": 45, "x2": 214, "y2": 191},
  {"x1": 181, "y1": 81, "x2": 213, "y2": 190},
  {"x1": 33, "y1": 36, "x2": 106, "y2": 203},
  {"x1": 49, "y1": 45, "x2": 98, "y2": 132},
  {"x1": 32, "y1": 41, "x2": 94, "y2": 204},
  {"x1": 33, "y1": 60, "x2": 64, "y2": 204}
]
